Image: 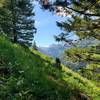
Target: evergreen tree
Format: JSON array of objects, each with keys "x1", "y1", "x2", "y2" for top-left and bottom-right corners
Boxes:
[
  {"x1": 10, "y1": 0, "x2": 18, "y2": 42},
  {"x1": 0, "y1": 0, "x2": 36, "y2": 46},
  {"x1": 16, "y1": 0, "x2": 36, "y2": 46},
  {"x1": 0, "y1": 0, "x2": 5, "y2": 7},
  {"x1": 0, "y1": 0, "x2": 13, "y2": 37},
  {"x1": 32, "y1": 41, "x2": 38, "y2": 50}
]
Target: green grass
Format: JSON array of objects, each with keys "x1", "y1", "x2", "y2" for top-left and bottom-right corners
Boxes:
[{"x1": 0, "y1": 36, "x2": 100, "y2": 100}]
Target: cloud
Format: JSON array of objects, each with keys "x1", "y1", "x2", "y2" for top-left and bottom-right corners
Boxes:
[
  {"x1": 35, "y1": 21, "x2": 41, "y2": 27},
  {"x1": 32, "y1": 1, "x2": 38, "y2": 5}
]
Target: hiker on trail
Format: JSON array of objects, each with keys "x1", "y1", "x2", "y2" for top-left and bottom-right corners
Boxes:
[{"x1": 55, "y1": 57, "x2": 61, "y2": 70}]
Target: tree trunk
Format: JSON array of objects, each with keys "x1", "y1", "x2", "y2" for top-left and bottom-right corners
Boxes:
[
  {"x1": 13, "y1": 32, "x2": 17, "y2": 42},
  {"x1": 11, "y1": 0, "x2": 17, "y2": 42}
]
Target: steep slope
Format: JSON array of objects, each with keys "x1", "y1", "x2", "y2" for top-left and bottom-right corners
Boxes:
[
  {"x1": 0, "y1": 36, "x2": 100, "y2": 100},
  {"x1": 60, "y1": 46, "x2": 100, "y2": 87}
]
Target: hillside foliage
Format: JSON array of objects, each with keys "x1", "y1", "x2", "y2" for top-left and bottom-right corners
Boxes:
[
  {"x1": 0, "y1": 36, "x2": 100, "y2": 100},
  {"x1": 0, "y1": 0, "x2": 100, "y2": 100},
  {"x1": 61, "y1": 45, "x2": 100, "y2": 87}
]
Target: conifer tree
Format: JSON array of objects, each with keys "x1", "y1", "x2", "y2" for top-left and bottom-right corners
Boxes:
[
  {"x1": 16, "y1": 0, "x2": 36, "y2": 46},
  {"x1": 0, "y1": 0, "x2": 13, "y2": 37},
  {"x1": 32, "y1": 41, "x2": 38, "y2": 50},
  {"x1": 0, "y1": 0, "x2": 36, "y2": 46}
]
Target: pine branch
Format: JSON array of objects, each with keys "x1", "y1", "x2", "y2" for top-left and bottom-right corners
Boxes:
[{"x1": 66, "y1": 6, "x2": 100, "y2": 17}]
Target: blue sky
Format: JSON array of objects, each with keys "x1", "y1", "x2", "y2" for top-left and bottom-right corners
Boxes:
[
  {"x1": 34, "y1": 2, "x2": 77, "y2": 47},
  {"x1": 34, "y1": 2, "x2": 66, "y2": 47}
]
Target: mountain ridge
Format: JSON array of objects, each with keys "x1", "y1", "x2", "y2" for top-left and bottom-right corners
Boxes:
[{"x1": 38, "y1": 38, "x2": 100, "y2": 58}]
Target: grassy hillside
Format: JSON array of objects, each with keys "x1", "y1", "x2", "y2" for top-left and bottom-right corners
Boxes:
[
  {"x1": 83, "y1": 64, "x2": 100, "y2": 86},
  {"x1": 61, "y1": 46, "x2": 100, "y2": 87},
  {"x1": 0, "y1": 36, "x2": 100, "y2": 100}
]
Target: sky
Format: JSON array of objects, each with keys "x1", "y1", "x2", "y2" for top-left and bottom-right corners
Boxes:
[{"x1": 34, "y1": 2, "x2": 77, "y2": 47}]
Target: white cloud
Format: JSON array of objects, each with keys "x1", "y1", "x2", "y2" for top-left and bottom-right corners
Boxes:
[
  {"x1": 32, "y1": 1, "x2": 38, "y2": 5},
  {"x1": 35, "y1": 21, "x2": 41, "y2": 27}
]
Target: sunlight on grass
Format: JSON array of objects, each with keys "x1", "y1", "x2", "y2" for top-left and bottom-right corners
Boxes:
[{"x1": 0, "y1": 36, "x2": 100, "y2": 100}]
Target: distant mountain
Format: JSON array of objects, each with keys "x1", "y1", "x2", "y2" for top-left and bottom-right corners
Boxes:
[
  {"x1": 38, "y1": 44, "x2": 72, "y2": 57},
  {"x1": 78, "y1": 37, "x2": 100, "y2": 47},
  {"x1": 38, "y1": 38, "x2": 100, "y2": 58}
]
